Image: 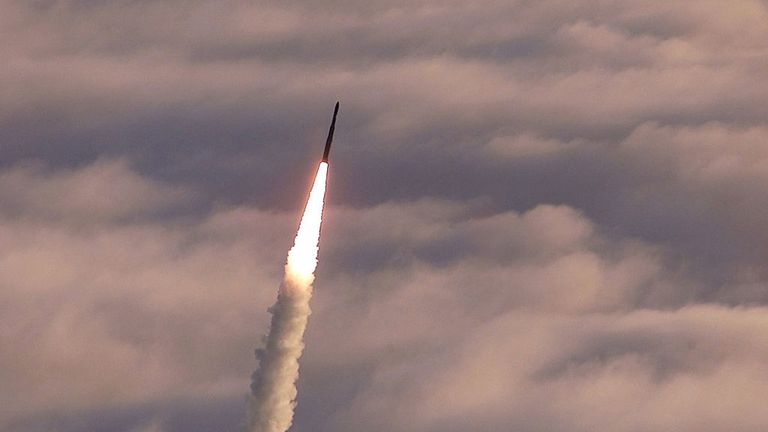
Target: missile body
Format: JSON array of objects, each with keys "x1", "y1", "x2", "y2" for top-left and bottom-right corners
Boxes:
[{"x1": 322, "y1": 102, "x2": 340, "y2": 162}]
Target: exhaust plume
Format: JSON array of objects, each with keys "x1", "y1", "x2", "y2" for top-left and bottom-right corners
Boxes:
[{"x1": 248, "y1": 162, "x2": 329, "y2": 432}]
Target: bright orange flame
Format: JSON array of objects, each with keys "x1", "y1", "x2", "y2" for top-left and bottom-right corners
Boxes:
[{"x1": 285, "y1": 162, "x2": 328, "y2": 287}]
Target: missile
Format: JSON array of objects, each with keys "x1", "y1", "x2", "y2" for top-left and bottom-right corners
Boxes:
[{"x1": 322, "y1": 102, "x2": 340, "y2": 162}]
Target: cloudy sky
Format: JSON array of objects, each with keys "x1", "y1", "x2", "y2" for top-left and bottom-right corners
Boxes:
[{"x1": 3, "y1": 1, "x2": 768, "y2": 431}]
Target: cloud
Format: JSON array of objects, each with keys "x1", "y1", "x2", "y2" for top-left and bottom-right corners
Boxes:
[
  {"x1": 0, "y1": 159, "x2": 193, "y2": 223},
  {"x1": 131, "y1": 417, "x2": 166, "y2": 432},
  {"x1": 2, "y1": 0, "x2": 768, "y2": 431},
  {"x1": 0, "y1": 160, "x2": 678, "y2": 430},
  {"x1": 335, "y1": 305, "x2": 768, "y2": 432}
]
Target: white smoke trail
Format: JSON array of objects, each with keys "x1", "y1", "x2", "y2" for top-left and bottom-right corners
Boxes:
[{"x1": 248, "y1": 162, "x2": 329, "y2": 432}]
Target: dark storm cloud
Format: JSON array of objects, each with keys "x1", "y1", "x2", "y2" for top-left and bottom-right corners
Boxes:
[{"x1": 3, "y1": 0, "x2": 768, "y2": 431}]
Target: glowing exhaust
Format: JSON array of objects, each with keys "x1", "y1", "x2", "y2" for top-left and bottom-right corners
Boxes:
[{"x1": 248, "y1": 162, "x2": 328, "y2": 432}]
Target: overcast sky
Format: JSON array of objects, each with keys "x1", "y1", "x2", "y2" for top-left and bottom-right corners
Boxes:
[{"x1": 3, "y1": 1, "x2": 768, "y2": 431}]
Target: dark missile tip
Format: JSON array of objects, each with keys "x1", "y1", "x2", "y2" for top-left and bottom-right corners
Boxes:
[{"x1": 322, "y1": 102, "x2": 339, "y2": 162}]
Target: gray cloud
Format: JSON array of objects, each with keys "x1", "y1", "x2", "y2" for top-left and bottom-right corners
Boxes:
[
  {"x1": 2, "y1": 0, "x2": 768, "y2": 430},
  {"x1": 329, "y1": 306, "x2": 768, "y2": 432},
  {"x1": 0, "y1": 158, "x2": 193, "y2": 223}
]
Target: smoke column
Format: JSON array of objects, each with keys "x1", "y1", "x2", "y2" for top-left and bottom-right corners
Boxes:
[{"x1": 248, "y1": 162, "x2": 329, "y2": 432}]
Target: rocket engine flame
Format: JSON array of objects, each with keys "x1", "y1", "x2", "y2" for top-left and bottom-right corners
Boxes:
[{"x1": 248, "y1": 162, "x2": 328, "y2": 432}]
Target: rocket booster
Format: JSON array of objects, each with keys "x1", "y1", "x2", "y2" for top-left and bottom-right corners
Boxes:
[{"x1": 322, "y1": 102, "x2": 339, "y2": 162}]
